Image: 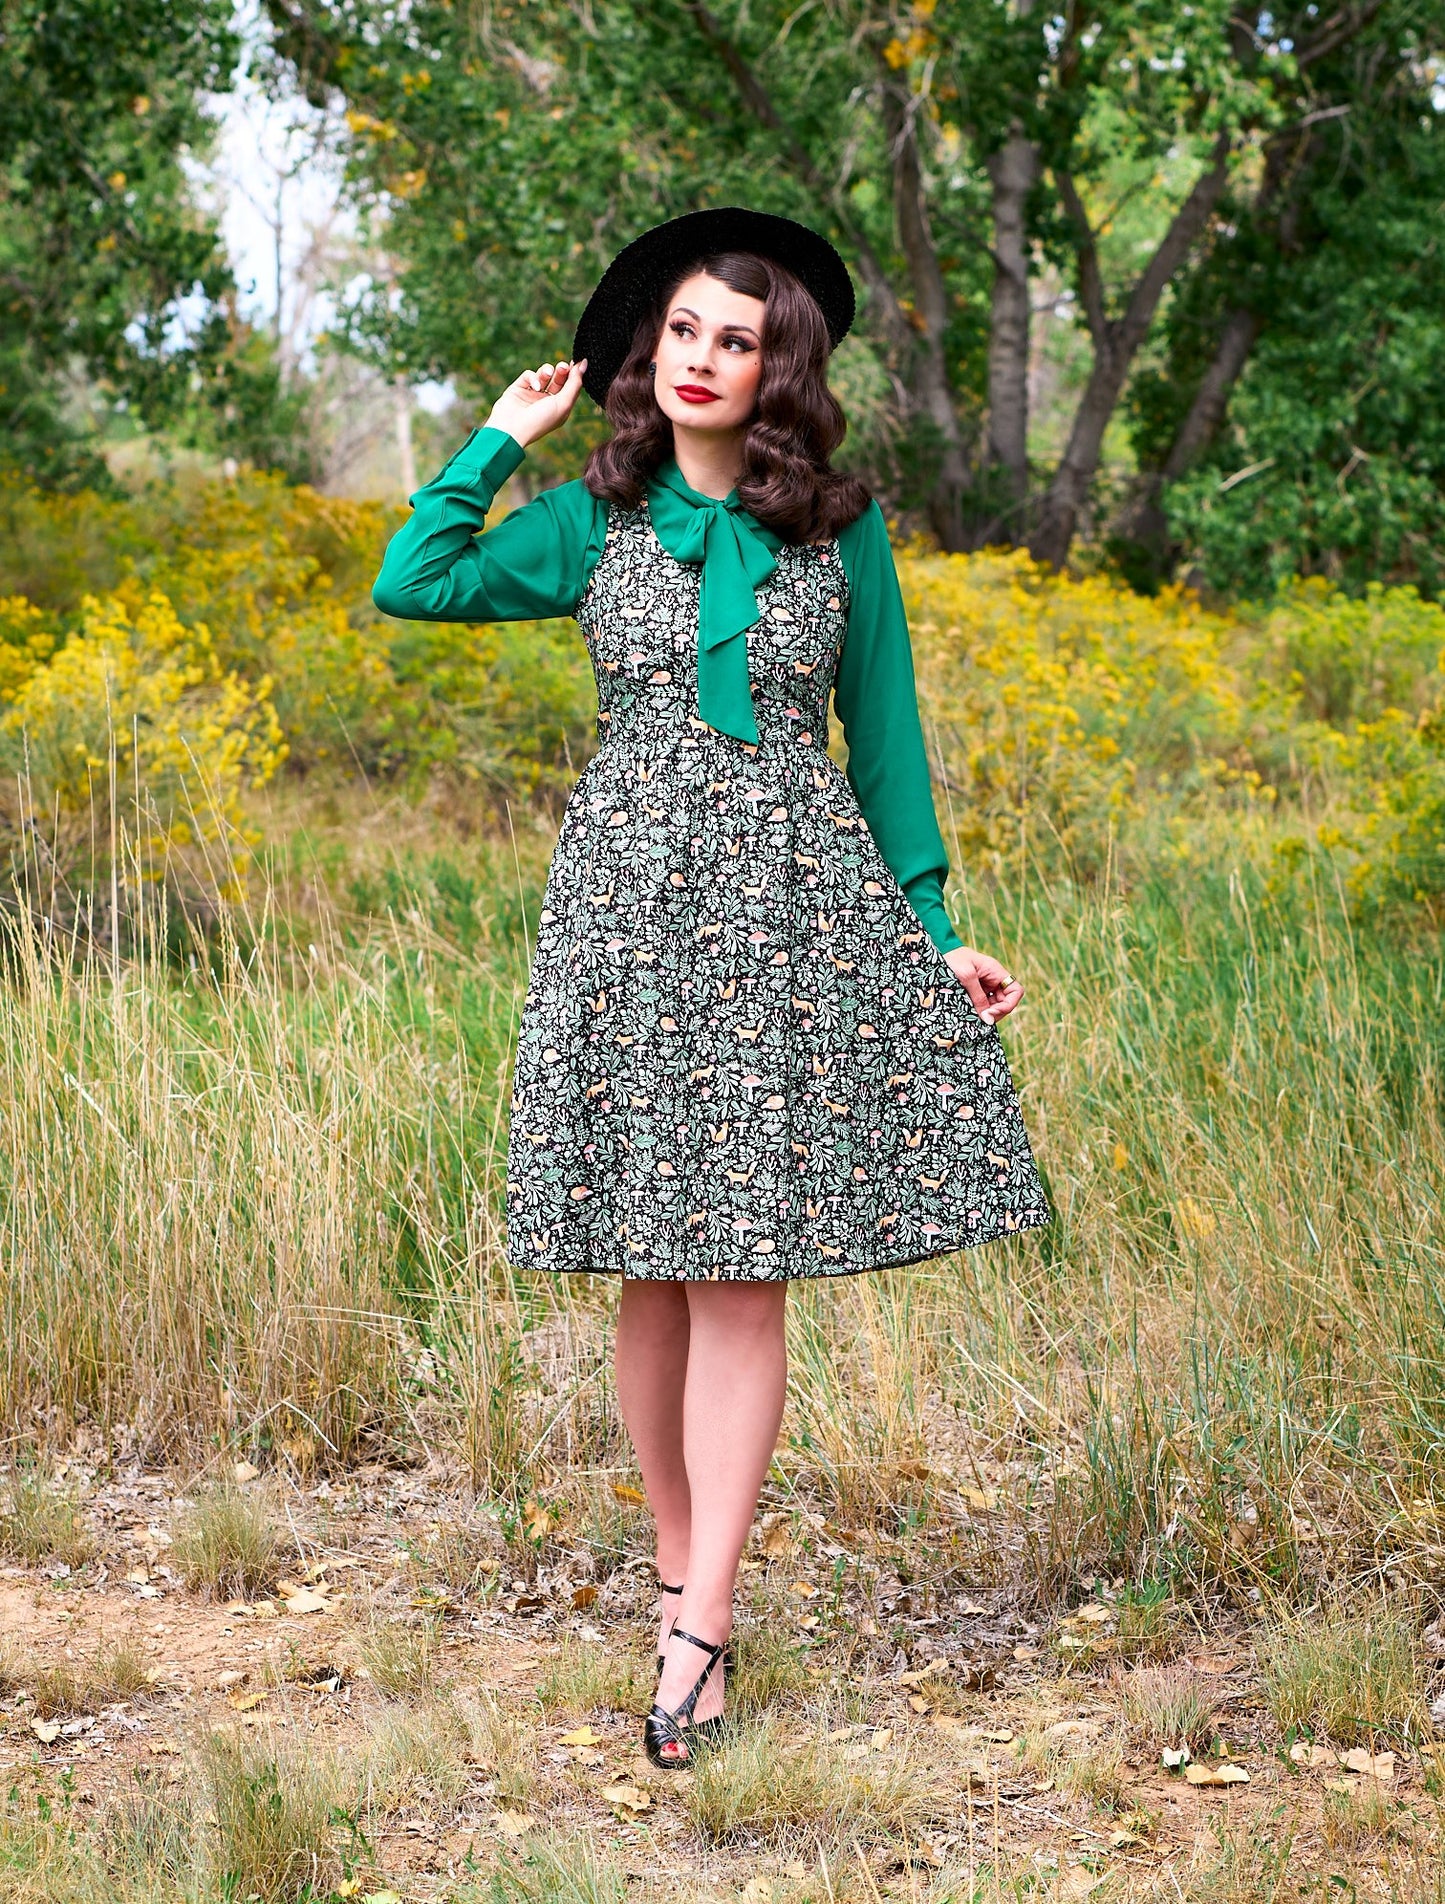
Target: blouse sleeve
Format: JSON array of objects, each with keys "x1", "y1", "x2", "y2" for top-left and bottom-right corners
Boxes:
[
  {"x1": 833, "y1": 500, "x2": 965, "y2": 956},
  {"x1": 371, "y1": 426, "x2": 606, "y2": 623}
]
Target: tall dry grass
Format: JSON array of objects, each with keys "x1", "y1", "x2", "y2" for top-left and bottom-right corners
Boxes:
[{"x1": 0, "y1": 791, "x2": 1439, "y2": 1610}]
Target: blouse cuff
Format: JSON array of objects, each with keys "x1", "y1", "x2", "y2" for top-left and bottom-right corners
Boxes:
[
  {"x1": 903, "y1": 870, "x2": 965, "y2": 956},
  {"x1": 427, "y1": 424, "x2": 527, "y2": 498}
]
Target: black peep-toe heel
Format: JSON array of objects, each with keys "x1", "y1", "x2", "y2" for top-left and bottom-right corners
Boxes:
[
  {"x1": 656, "y1": 1578, "x2": 684, "y2": 1675},
  {"x1": 644, "y1": 1626, "x2": 728, "y2": 1769}
]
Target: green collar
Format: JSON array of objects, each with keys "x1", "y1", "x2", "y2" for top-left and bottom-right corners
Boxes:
[{"x1": 646, "y1": 454, "x2": 785, "y2": 745}]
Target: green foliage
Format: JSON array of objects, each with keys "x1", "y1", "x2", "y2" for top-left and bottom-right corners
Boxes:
[
  {"x1": 259, "y1": 2, "x2": 1256, "y2": 504},
  {"x1": 268, "y1": 0, "x2": 1445, "y2": 585},
  {"x1": 1141, "y1": 81, "x2": 1445, "y2": 597},
  {"x1": 0, "y1": 0, "x2": 241, "y2": 480}
]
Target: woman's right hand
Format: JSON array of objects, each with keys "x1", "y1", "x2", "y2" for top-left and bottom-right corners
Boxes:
[{"x1": 485, "y1": 357, "x2": 588, "y2": 450}]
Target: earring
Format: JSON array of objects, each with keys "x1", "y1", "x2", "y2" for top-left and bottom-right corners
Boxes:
[{"x1": 648, "y1": 361, "x2": 657, "y2": 376}]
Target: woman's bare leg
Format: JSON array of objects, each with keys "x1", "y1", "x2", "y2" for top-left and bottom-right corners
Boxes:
[
  {"x1": 653, "y1": 1279, "x2": 789, "y2": 1761},
  {"x1": 614, "y1": 1279, "x2": 692, "y2": 1660}
]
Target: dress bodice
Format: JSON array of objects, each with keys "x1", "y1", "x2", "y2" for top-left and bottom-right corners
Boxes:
[{"x1": 575, "y1": 499, "x2": 851, "y2": 752}]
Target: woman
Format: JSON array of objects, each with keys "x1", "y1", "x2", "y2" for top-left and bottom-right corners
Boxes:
[{"x1": 372, "y1": 207, "x2": 1050, "y2": 1769}]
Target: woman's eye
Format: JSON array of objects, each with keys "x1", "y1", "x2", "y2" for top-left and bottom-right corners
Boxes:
[{"x1": 669, "y1": 320, "x2": 752, "y2": 352}]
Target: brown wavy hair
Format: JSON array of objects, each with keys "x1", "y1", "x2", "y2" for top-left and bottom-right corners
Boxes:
[{"x1": 581, "y1": 250, "x2": 872, "y2": 545}]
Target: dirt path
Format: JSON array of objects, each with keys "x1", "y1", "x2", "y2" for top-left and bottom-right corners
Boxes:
[{"x1": 0, "y1": 1461, "x2": 1436, "y2": 1899}]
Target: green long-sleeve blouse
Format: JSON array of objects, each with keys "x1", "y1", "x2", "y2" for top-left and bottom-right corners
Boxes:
[{"x1": 371, "y1": 427, "x2": 965, "y2": 955}]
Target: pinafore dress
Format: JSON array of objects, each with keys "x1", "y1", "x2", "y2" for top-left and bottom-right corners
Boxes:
[{"x1": 504, "y1": 496, "x2": 1051, "y2": 1280}]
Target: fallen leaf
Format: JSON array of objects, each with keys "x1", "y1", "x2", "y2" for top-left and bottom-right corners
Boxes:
[
  {"x1": 1190, "y1": 1654, "x2": 1240, "y2": 1675},
  {"x1": 1057, "y1": 1862, "x2": 1104, "y2": 1899},
  {"x1": 1325, "y1": 1777, "x2": 1361, "y2": 1795},
  {"x1": 961, "y1": 1488, "x2": 999, "y2": 1512},
  {"x1": 125, "y1": 1566, "x2": 150, "y2": 1586},
  {"x1": 601, "y1": 1782, "x2": 651, "y2": 1815},
  {"x1": 148, "y1": 1739, "x2": 180, "y2": 1756},
  {"x1": 1184, "y1": 1762, "x2": 1249, "y2": 1786},
  {"x1": 959, "y1": 1600, "x2": 990, "y2": 1615},
  {"x1": 1110, "y1": 1829, "x2": 1144, "y2": 1848},
  {"x1": 1162, "y1": 1746, "x2": 1192, "y2": 1769},
  {"x1": 870, "y1": 1727, "x2": 893, "y2": 1750},
  {"x1": 1342, "y1": 1748, "x2": 1395, "y2": 1781},
  {"x1": 559, "y1": 1725, "x2": 603, "y2": 1746},
  {"x1": 571, "y1": 1585, "x2": 598, "y2": 1610},
  {"x1": 492, "y1": 1810, "x2": 536, "y2": 1837},
  {"x1": 907, "y1": 1694, "x2": 931, "y2": 1714},
  {"x1": 279, "y1": 1589, "x2": 331, "y2": 1615},
  {"x1": 761, "y1": 1523, "x2": 792, "y2": 1556},
  {"x1": 232, "y1": 1461, "x2": 260, "y2": 1484},
  {"x1": 215, "y1": 1670, "x2": 247, "y2": 1691},
  {"x1": 229, "y1": 1690, "x2": 270, "y2": 1712},
  {"x1": 1288, "y1": 1742, "x2": 1337, "y2": 1769},
  {"x1": 60, "y1": 1717, "x2": 96, "y2": 1738},
  {"x1": 610, "y1": 1482, "x2": 647, "y2": 1506},
  {"x1": 223, "y1": 1601, "x2": 253, "y2": 1616},
  {"x1": 521, "y1": 1500, "x2": 553, "y2": 1541},
  {"x1": 30, "y1": 1720, "x2": 60, "y2": 1744},
  {"x1": 742, "y1": 1880, "x2": 773, "y2": 1902},
  {"x1": 982, "y1": 1728, "x2": 1014, "y2": 1744},
  {"x1": 362, "y1": 1893, "x2": 403, "y2": 1904},
  {"x1": 1013, "y1": 1644, "x2": 1038, "y2": 1661},
  {"x1": 789, "y1": 1580, "x2": 818, "y2": 1598},
  {"x1": 1074, "y1": 1603, "x2": 1113, "y2": 1624}
]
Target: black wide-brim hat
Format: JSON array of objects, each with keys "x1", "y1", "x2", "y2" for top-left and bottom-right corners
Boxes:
[{"x1": 572, "y1": 206, "x2": 856, "y2": 409}]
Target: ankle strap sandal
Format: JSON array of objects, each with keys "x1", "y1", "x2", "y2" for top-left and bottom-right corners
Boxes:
[
  {"x1": 644, "y1": 1625, "x2": 728, "y2": 1769},
  {"x1": 656, "y1": 1578, "x2": 683, "y2": 1675}
]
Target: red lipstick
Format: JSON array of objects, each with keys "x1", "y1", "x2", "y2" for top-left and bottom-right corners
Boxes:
[{"x1": 675, "y1": 385, "x2": 721, "y2": 404}]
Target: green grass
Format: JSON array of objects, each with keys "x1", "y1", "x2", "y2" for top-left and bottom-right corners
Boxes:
[
  {"x1": 1259, "y1": 1601, "x2": 1428, "y2": 1744},
  {"x1": 170, "y1": 1485, "x2": 284, "y2": 1600}
]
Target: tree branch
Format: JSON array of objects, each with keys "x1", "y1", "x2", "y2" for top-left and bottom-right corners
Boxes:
[
  {"x1": 1113, "y1": 130, "x2": 1232, "y2": 365},
  {"x1": 1296, "y1": 0, "x2": 1389, "y2": 68},
  {"x1": 679, "y1": 0, "x2": 913, "y2": 359},
  {"x1": 878, "y1": 72, "x2": 975, "y2": 547},
  {"x1": 1030, "y1": 130, "x2": 1233, "y2": 567},
  {"x1": 1055, "y1": 170, "x2": 1107, "y2": 347}
]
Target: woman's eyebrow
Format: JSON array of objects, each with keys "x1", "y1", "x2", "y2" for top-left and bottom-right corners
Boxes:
[{"x1": 671, "y1": 305, "x2": 760, "y2": 339}]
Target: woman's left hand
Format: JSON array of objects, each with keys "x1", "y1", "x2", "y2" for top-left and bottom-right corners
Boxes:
[{"x1": 942, "y1": 947, "x2": 1024, "y2": 1024}]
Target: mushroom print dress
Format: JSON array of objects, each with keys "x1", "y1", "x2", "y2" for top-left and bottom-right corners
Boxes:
[{"x1": 372, "y1": 428, "x2": 1051, "y2": 1281}]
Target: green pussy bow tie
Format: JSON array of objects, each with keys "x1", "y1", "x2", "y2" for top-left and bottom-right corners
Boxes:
[{"x1": 646, "y1": 457, "x2": 786, "y2": 746}]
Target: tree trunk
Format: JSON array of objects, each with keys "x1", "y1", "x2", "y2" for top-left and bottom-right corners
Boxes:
[
  {"x1": 1029, "y1": 133, "x2": 1232, "y2": 570},
  {"x1": 1115, "y1": 304, "x2": 1263, "y2": 578},
  {"x1": 880, "y1": 80, "x2": 973, "y2": 551},
  {"x1": 393, "y1": 379, "x2": 417, "y2": 498},
  {"x1": 982, "y1": 122, "x2": 1040, "y2": 540}
]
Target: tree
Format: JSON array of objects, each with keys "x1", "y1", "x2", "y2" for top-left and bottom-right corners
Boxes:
[
  {"x1": 264, "y1": 0, "x2": 1444, "y2": 576},
  {"x1": 0, "y1": 0, "x2": 239, "y2": 481},
  {"x1": 1120, "y1": 17, "x2": 1445, "y2": 595}
]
